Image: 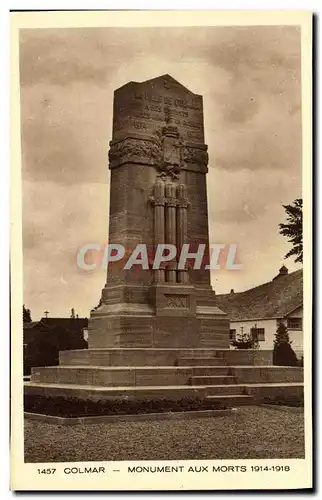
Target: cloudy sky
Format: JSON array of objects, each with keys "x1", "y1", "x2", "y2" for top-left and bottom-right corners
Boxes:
[{"x1": 20, "y1": 26, "x2": 302, "y2": 320}]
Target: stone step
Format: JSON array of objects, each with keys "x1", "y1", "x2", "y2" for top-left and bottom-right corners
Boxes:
[
  {"x1": 30, "y1": 364, "x2": 303, "y2": 389},
  {"x1": 199, "y1": 337, "x2": 231, "y2": 343},
  {"x1": 206, "y1": 394, "x2": 254, "y2": 407},
  {"x1": 24, "y1": 381, "x2": 303, "y2": 406},
  {"x1": 60, "y1": 348, "x2": 226, "y2": 367},
  {"x1": 31, "y1": 365, "x2": 236, "y2": 388},
  {"x1": 24, "y1": 382, "x2": 212, "y2": 401},
  {"x1": 31, "y1": 366, "x2": 193, "y2": 387},
  {"x1": 231, "y1": 366, "x2": 303, "y2": 384},
  {"x1": 59, "y1": 348, "x2": 273, "y2": 367},
  {"x1": 25, "y1": 381, "x2": 248, "y2": 403},
  {"x1": 194, "y1": 343, "x2": 230, "y2": 349},
  {"x1": 25, "y1": 382, "x2": 250, "y2": 407},
  {"x1": 206, "y1": 384, "x2": 247, "y2": 395},
  {"x1": 189, "y1": 375, "x2": 237, "y2": 386},
  {"x1": 192, "y1": 366, "x2": 231, "y2": 376},
  {"x1": 177, "y1": 357, "x2": 225, "y2": 367}
]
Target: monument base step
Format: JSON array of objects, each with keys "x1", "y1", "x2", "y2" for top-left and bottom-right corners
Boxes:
[
  {"x1": 59, "y1": 348, "x2": 274, "y2": 367},
  {"x1": 24, "y1": 381, "x2": 303, "y2": 407},
  {"x1": 206, "y1": 394, "x2": 253, "y2": 406},
  {"x1": 27, "y1": 348, "x2": 303, "y2": 411},
  {"x1": 205, "y1": 384, "x2": 246, "y2": 395},
  {"x1": 30, "y1": 364, "x2": 303, "y2": 387},
  {"x1": 177, "y1": 357, "x2": 225, "y2": 366},
  {"x1": 190, "y1": 375, "x2": 237, "y2": 385}
]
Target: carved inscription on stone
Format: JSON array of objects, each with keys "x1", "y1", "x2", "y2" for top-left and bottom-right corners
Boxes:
[
  {"x1": 165, "y1": 294, "x2": 189, "y2": 309},
  {"x1": 113, "y1": 75, "x2": 204, "y2": 143},
  {"x1": 109, "y1": 76, "x2": 208, "y2": 170}
]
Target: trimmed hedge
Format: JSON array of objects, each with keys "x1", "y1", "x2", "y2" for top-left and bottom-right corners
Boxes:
[
  {"x1": 24, "y1": 395, "x2": 226, "y2": 417},
  {"x1": 263, "y1": 394, "x2": 304, "y2": 408}
]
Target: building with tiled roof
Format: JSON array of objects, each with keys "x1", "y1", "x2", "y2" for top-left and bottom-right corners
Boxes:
[
  {"x1": 215, "y1": 267, "x2": 303, "y2": 355},
  {"x1": 23, "y1": 316, "x2": 88, "y2": 375}
]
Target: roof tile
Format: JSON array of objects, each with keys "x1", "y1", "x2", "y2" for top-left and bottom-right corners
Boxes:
[{"x1": 215, "y1": 269, "x2": 302, "y2": 321}]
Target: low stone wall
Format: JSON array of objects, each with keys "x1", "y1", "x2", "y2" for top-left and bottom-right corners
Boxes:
[
  {"x1": 30, "y1": 364, "x2": 300, "y2": 388},
  {"x1": 59, "y1": 348, "x2": 274, "y2": 367},
  {"x1": 232, "y1": 366, "x2": 303, "y2": 384},
  {"x1": 59, "y1": 348, "x2": 211, "y2": 367},
  {"x1": 24, "y1": 408, "x2": 234, "y2": 425},
  {"x1": 24, "y1": 382, "x2": 209, "y2": 402},
  {"x1": 260, "y1": 404, "x2": 304, "y2": 413},
  {"x1": 222, "y1": 350, "x2": 273, "y2": 366},
  {"x1": 31, "y1": 366, "x2": 195, "y2": 387},
  {"x1": 246, "y1": 384, "x2": 304, "y2": 403},
  {"x1": 25, "y1": 381, "x2": 304, "y2": 405}
]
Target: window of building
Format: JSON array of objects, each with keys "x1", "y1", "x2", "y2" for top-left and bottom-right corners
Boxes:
[
  {"x1": 251, "y1": 327, "x2": 265, "y2": 341},
  {"x1": 287, "y1": 317, "x2": 302, "y2": 330},
  {"x1": 82, "y1": 328, "x2": 89, "y2": 342},
  {"x1": 229, "y1": 329, "x2": 236, "y2": 341}
]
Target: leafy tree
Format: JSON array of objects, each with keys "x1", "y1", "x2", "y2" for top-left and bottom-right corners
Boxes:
[
  {"x1": 279, "y1": 198, "x2": 303, "y2": 263},
  {"x1": 23, "y1": 304, "x2": 32, "y2": 323},
  {"x1": 273, "y1": 321, "x2": 298, "y2": 366}
]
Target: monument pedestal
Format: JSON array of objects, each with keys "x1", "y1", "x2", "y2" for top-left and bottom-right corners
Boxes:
[
  {"x1": 26, "y1": 347, "x2": 303, "y2": 407},
  {"x1": 89, "y1": 278, "x2": 230, "y2": 349}
]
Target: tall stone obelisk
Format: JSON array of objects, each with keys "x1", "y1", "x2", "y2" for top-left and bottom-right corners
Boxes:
[{"x1": 89, "y1": 75, "x2": 229, "y2": 348}]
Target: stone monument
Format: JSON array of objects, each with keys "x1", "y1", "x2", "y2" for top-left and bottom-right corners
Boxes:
[
  {"x1": 89, "y1": 74, "x2": 229, "y2": 349},
  {"x1": 26, "y1": 75, "x2": 303, "y2": 407}
]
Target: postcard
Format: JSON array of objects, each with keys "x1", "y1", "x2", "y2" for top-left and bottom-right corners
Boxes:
[{"x1": 10, "y1": 9, "x2": 312, "y2": 491}]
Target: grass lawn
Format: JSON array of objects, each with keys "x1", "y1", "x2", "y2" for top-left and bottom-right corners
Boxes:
[{"x1": 24, "y1": 406, "x2": 304, "y2": 463}]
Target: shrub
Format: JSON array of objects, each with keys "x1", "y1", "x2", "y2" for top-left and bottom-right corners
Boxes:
[
  {"x1": 297, "y1": 355, "x2": 304, "y2": 367},
  {"x1": 273, "y1": 321, "x2": 298, "y2": 366},
  {"x1": 263, "y1": 394, "x2": 304, "y2": 407},
  {"x1": 24, "y1": 395, "x2": 226, "y2": 417},
  {"x1": 231, "y1": 332, "x2": 259, "y2": 350}
]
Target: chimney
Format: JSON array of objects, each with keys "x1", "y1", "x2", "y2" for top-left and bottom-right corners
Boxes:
[
  {"x1": 230, "y1": 289, "x2": 235, "y2": 294},
  {"x1": 273, "y1": 265, "x2": 289, "y2": 280}
]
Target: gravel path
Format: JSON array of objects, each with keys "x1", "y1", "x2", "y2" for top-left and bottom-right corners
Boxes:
[{"x1": 24, "y1": 406, "x2": 304, "y2": 462}]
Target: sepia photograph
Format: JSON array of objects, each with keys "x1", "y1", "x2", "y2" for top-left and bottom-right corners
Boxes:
[{"x1": 10, "y1": 10, "x2": 312, "y2": 491}]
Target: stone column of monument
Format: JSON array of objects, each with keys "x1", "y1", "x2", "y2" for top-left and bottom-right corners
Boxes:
[
  {"x1": 176, "y1": 184, "x2": 189, "y2": 284},
  {"x1": 152, "y1": 178, "x2": 165, "y2": 284},
  {"x1": 164, "y1": 182, "x2": 177, "y2": 283},
  {"x1": 88, "y1": 74, "x2": 229, "y2": 349}
]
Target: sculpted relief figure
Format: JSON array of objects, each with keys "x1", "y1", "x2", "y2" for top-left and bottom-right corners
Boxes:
[
  {"x1": 154, "y1": 120, "x2": 184, "y2": 181},
  {"x1": 182, "y1": 145, "x2": 208, "y2": 165},
  {"x1": 108, "y1": 128, "x2": 207, "y2": 175},
  {"x1": 108, "y1": 137, "x2": 163, "y2": 166},
  {"x1": 159, "y1": 134, "x2": 183, "y2": 180}
]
